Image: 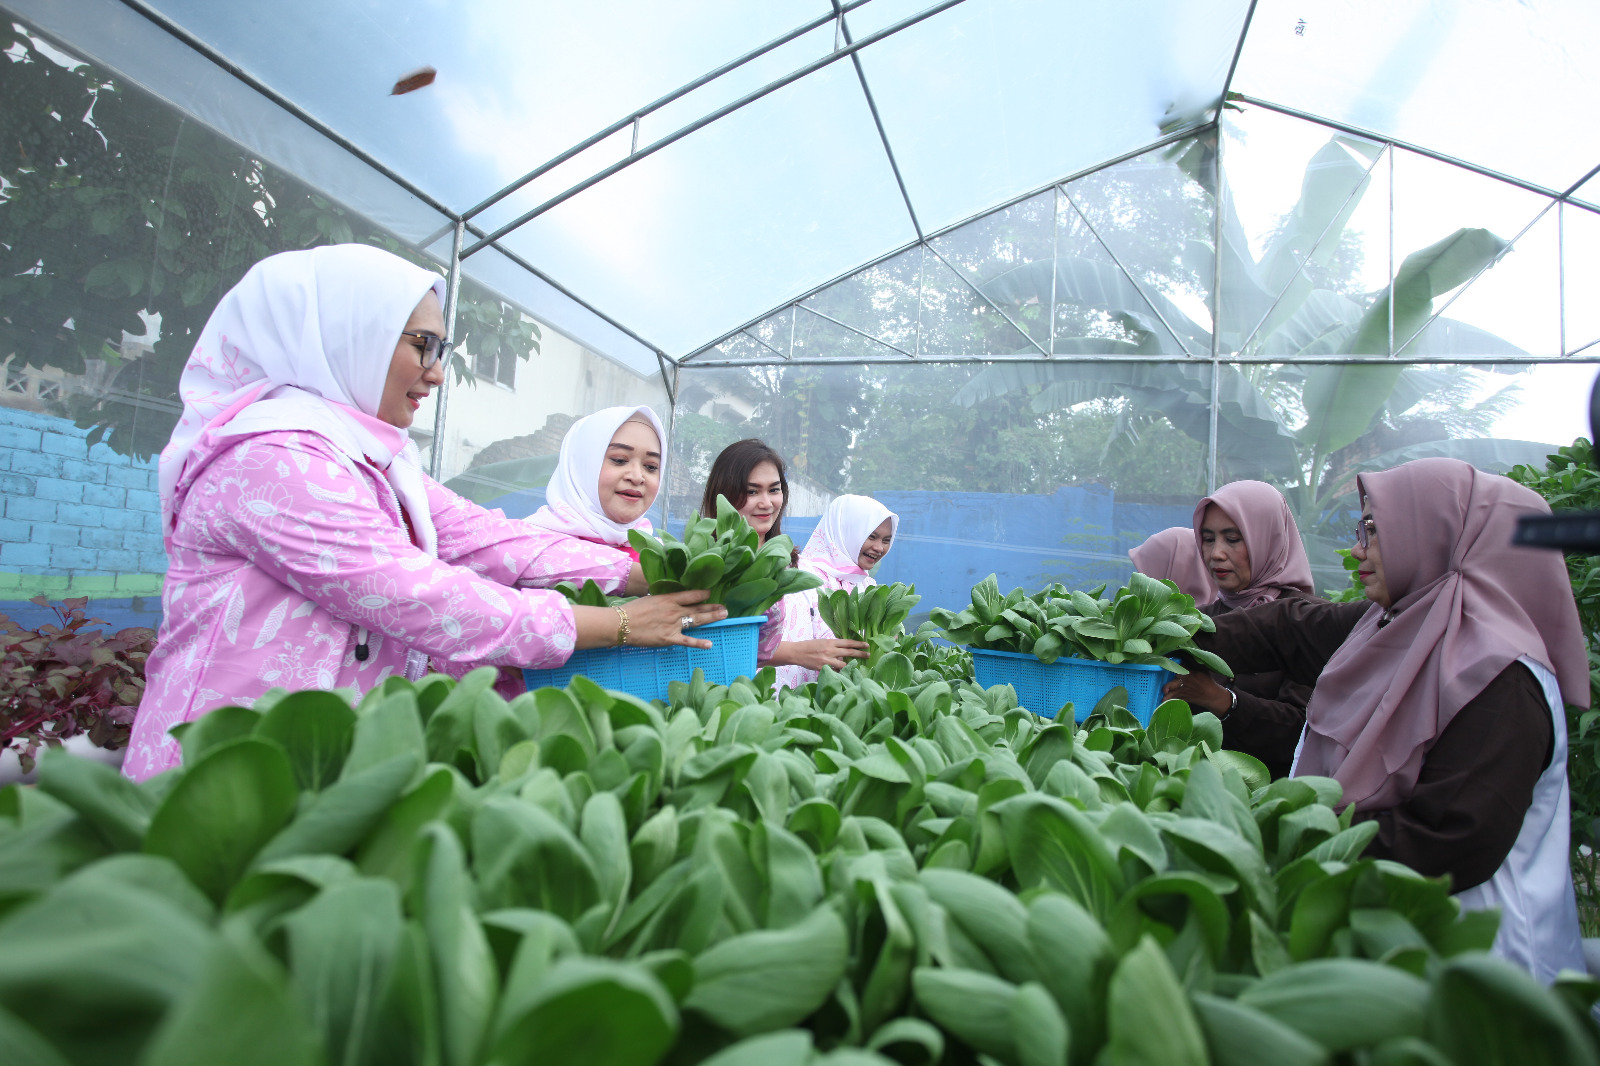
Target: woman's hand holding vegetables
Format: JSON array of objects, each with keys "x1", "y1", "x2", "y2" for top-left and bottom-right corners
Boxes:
[
  {"x1": 1162, "y1": 671, "x2": 1233, "y2": 716},
  {"x1": 774, "y1": 638, "x2": 871, "y2": 671},
  {"x1": 574, "y1": 590, "x2": 727, "y2": 650}
]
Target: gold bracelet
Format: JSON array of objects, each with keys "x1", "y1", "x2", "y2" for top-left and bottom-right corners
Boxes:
[{"x1": 614, "y1": 604, "x2": 630, "y2": 646}]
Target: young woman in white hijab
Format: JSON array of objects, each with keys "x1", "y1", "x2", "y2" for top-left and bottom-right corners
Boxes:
[
  {"x1": 525, "y1": 405, "x2": 667, "y2": 569},
  {"x1": 771, "y1": 494, "x2": 898, "y2": 690},
  {"x1": 127, "y1": 245, "x2": 724, "y2": 780}
]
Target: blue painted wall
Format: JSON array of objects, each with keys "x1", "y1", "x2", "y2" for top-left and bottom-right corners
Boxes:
[
  {"x1": 671, "y1": 487, "x2": 1191, "y2": 614},
  {"x1": 0, "y1": 407, "x2": 166, "y2": 576},
  {"x1": 0, "y1": 407, "x2": 166, "y2": 630},
  {"x1": 866, "y1": 487, "x2": 1190, "y2": 612},
  {"x1": 0, "y1": 408, "x2": 1192, "y2": 635}
]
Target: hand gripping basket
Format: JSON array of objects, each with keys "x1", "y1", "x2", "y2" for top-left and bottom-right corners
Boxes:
[
  {"x1": 523, "y1": 614, "x2": 765, "y2": 702},
  {"x1": 970, "y1": 647, "x2": 1168, "y2": 724}
]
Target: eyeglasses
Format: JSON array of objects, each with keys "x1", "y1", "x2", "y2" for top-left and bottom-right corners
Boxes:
[
  {"x1": 1354, "y1": 517, "x2": 1377, "y2": 549},
  {"x1": 399, "y1": 331, "x2": 452, "y2": 369}
]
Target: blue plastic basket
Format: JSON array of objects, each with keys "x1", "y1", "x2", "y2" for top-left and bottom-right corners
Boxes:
[
  {"x1": 970, "y1": 647, "x2": 1169, "y2": 725},
  {"x1": 523, "y1": 614, "x2": 766, "y2": 702}
]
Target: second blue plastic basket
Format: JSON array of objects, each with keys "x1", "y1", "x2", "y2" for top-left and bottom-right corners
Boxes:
[
  {"x1": 970, "y1": 647, "x2": 1168, "y2": 725},
  {"x1": 522, "y1": 614, "x2": 765, "y2": 703}
]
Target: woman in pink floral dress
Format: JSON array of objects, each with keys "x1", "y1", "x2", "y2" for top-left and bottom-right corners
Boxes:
[{"x1": 125, "y1": 244, "x2": 723, "y2": 780}]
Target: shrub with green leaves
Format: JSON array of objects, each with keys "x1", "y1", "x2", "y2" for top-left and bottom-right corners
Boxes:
[
  {"x1": 1322, "y1": 549, "x2": 1367, "y2": 603},
  {"x1": 931, "y1": 573, "x2": 1233, "y2": 677},
  {"x1": 629, "y1": 496, "x2": 821, "y2": 616},
  {"x1": 3, "y1": 656, "x2": 1595, "y2": 1066}
]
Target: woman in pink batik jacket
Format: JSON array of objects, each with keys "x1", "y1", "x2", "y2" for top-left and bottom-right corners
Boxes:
[{"x1": 126, "y1": 244, "x2": 723, "y2": 780}]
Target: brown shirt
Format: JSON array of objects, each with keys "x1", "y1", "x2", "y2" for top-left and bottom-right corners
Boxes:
[
  {"x1": 1201, "y1": 593, "x2": 1316, "y2": 781},
  {"x1": 1195, "y1": 596, "x2": 1553, "y2": 892}
]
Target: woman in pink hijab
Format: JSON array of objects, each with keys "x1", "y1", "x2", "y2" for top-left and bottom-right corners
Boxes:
[
  {"x1": 1193, "y1": 458, "x2": 1587, "y2": 983},
  {"x1": 1161, "y1": 481, "x2": 1317, "y2": 779},
  {"x1": 1128, "y1": 526, "x2": 1216, "y2": 604}
]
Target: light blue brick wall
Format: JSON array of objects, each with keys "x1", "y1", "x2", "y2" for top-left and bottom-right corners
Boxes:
[
  {"x1": 1, "y1": 542, "x2": 51, "y2": 567},
  {"x1": 0, "y1": 407, "x2": 167, "y2": 583},
  {"x1": 81, "y1": 484, "x2": 125, "y2": 508},
  {"x1": 0, "y1": 423, "x2": 42, "y2": 451},
  {"x1": 34, "y1": 479, "x2": 85, "y2": 503}
]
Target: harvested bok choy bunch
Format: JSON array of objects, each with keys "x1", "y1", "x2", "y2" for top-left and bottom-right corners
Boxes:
[
  {"x1": 551, "y1": 578, "x2": 630, "y2": 607},
  {"x1": 931, "y1": 571, "x2": 1232, "y2": 676},
  {"x1": 628, "y1": 494, "x2": 821, "y2": 616},
  {"x1": 816, "y1": 581, "x2": 921, "y2": 664}
]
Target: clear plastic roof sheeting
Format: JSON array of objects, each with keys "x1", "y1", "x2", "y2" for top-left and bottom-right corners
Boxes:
[{"x1": 10, "y1": 0, "x2": 1598, "y2": 367}]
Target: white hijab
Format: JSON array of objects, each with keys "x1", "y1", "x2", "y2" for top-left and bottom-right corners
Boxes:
[
  {"x1": 800, "y1": 494, "x2": 899, "y2": 590},
  {"x1": 525, "y1": 405, "x2": 666, "y2": 546},
  {"x1": 159, "y1": 244, "x2": 446, "y2": 554}
]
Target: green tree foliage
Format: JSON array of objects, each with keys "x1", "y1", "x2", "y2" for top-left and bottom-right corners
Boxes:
[{"x1": 0, "y1": 23, "x2": 536, "y2": 460}]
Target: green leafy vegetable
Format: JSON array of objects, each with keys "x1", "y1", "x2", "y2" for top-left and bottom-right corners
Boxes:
[
  {"x1": 931, "y1": 572, "x2": 1231, "y2": 676},
  {"x1": 629, "y1": 497, "x2": 821, "y2": 616},
  {"x1": 0, "y1": 657, "x2": 1586, "y2": 1066}
]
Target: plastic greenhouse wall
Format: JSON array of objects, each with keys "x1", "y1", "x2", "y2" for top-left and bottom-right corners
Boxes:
[
  {"x1": 0, "y1": 15, "x2": 669, "y2": 628},
  {"x1": 3, "y1": 9, "x2": 1599, "y2": 632}
]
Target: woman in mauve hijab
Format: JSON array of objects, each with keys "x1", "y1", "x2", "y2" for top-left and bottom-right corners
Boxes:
[
  {"x1": 1192, "y1": 458, "x2": 1587, "y2": 983},
  {"x1": 1159, "y1": 481, "x2": 1317, "y2": 779},
  {"x1": 1128, "y1": 526, "x2": 1217, "y2": 605}
]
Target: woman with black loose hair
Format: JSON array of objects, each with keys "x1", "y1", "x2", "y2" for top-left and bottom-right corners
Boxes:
[
  {"x1": 699, "y1": 439, "x2": 869, "y2": 676},
  {"x1": 699, "y1": 438, "x2": 795, "y2": 562}
]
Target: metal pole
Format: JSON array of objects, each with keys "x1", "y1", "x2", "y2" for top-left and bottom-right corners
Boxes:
[
  {"x1": 663, "y1": 359, "x2": 681, "y2": 533},
  {"x1": 1394, "y1": 195, "x2": 1557, "y2": 359},
  {"x1": 1219, "y1": 0, "x2": 1260, "y2": 102},
  {"x1": 1234, "y1": 145, "x2": 1386, "y2": 356},
  {"x1": 915, "y1": 243, "x2": 926, "y2": 358},
  {"x1": 429, "y1": 221, "x2": 465, "y2": 480},
  {"x1": 455, "y1": 1, "x2": 879, "y2": 226},
  {"x1": 1560, "y1": 200, "x2": 1568, "y2": 356},
  {"x1": 798, "y1": 304, "x2": 915, "y2": 357},
  {"x1": 1208, "y1": 359, "x2": 1221, "y2": 493},
  {"x1": 924, "y1": 245, "x2": 1051, "y2": 358},
  {"x1": 833, "y1": 0, "x2": 923, "y2": 241},
  {"x1": 1049, "y1": 186, "x2": 1060, "y2": 358},
  {"x1": 1209, "y1": 128, "x2": 1223, "y2": 492},
  {"x1": 655, "y1": 351, "x2": 677, "y2": 406},
  {"x1": 1387, "y1": 145, "x2": 1395, "y2": 357},
  {"x1": 1065, "y1": 191, "x2": 1196, "y2": 357},
  {"x1": 680, "y1": 123, "x2": 1211, "y2": 361},
  {"x1": 1232, "y1": 94, "x2": 1600, "y2": 216},
  {"x1": 464, "y1": 0, "x2": 976, "y2": 257},
  {"x1": 113, "y1": 0, "x2": 462, "y2": 226},
  {"x1": 682, "y1": 352, "x2": 1600, "y2": 368}
]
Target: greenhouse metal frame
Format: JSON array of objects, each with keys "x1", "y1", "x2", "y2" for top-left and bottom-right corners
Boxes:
[{"x1": 3, "y1": 0, "x2": 1600, "y2": 611}]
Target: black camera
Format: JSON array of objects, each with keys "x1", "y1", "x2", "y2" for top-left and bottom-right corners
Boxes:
[{"x1": 1512, "y1": 370, "x2": 1600, "y2": 552}]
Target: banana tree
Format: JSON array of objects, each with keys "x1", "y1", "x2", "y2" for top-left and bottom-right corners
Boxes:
[{"x1": 956, "y1": 128, "x2": 1536, "y2": 565}]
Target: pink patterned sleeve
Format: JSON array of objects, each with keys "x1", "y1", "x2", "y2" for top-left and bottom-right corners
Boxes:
[
  {"x1": 425, "y1": 477, "x2": 634, "y2": 592},
  {"x1": 757, "y1": 594, "x2": 786, "y2": 663},
  {"x1": 197, "y1": 433, "x2": 578, "y2": 668}
]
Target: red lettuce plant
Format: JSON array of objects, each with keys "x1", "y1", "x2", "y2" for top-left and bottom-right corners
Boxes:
[{"x1": 0, "y1": 596, "x2": 155, "y2": 772}]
